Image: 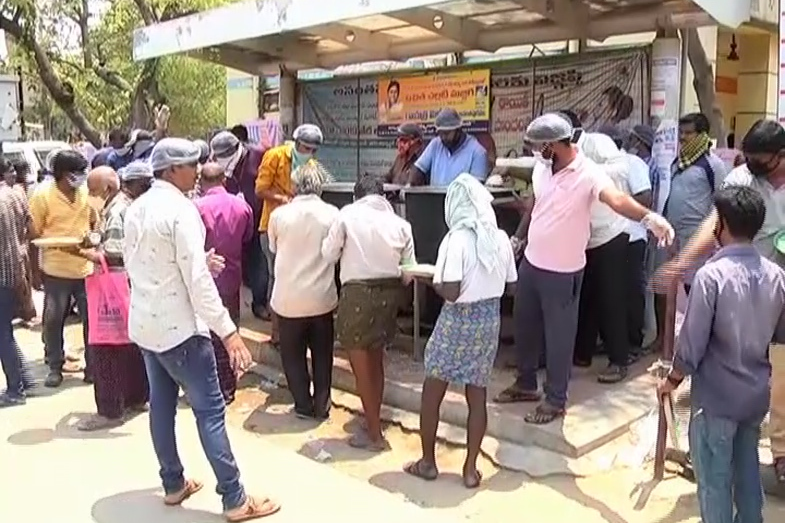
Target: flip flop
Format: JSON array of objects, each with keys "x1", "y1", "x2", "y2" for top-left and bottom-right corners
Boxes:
[
  {"x1": 403, "y1": 459, "x2": 439, "y2": 481},
  {"x1": 524, "y1": 404, "x2": 565, "y2": 425},
  {"x1": 163, "y1": 479, "x2": 203, "y2": 506},
  {"x1": 463, "y1": 469, "x2": 483, "y2": 489},
  {"x1": 225, "y1": 496, "x2": 281, "y2": 522},
  {"x1": 493, "y1": 386, "x2": 541, "y2": 404}
]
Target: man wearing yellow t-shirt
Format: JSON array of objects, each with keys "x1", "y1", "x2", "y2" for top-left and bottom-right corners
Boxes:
[{"x1": 29, "y1": 150, "x2": 96, "y2": 388}]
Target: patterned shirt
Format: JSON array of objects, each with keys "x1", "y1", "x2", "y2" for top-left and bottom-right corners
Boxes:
[
  {"x1": 0, "y1": 183, "x2": 30, "y2": 288},
  {"x1": 101, "y1": 191, "x2": 133, "y2": 266}
]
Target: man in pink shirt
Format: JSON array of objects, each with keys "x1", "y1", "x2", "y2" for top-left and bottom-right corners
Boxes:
[{"x1": 494, "y1": 113, "x2": 674, "y2": 424}]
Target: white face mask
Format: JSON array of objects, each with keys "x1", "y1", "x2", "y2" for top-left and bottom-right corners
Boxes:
[{"x1": 533, "y1": 151, "x2": 553, "y2": 168}]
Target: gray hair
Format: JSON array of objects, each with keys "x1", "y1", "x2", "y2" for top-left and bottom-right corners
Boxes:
[{"x1": 291, "y1": 162, "x2": 332, "y2": 196}]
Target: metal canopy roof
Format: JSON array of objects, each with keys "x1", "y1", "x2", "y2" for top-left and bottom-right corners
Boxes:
[{"x1": 133, "y1": 0, "x2": 719, "y2": 75}]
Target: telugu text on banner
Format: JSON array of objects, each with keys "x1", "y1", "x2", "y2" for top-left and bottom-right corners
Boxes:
[{"x1": 377, "y1": 70, "x2": 491, "y2": 136}]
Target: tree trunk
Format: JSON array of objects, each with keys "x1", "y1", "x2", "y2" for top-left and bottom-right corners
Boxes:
[
  {"x1": 680, "y1": 28, "x2": 727, "y2": 146},
  {"x1": 0, "y1": 17, "x2": 103, "y2": 146}
]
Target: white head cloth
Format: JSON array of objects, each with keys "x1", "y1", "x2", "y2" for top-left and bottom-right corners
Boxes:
[{"x1": 435, "y1": 173, "x2": 501, "y2": 283}]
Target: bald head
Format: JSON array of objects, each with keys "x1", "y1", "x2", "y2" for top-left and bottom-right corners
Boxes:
[
  {"x1": 87, "y1": 166, "x2": 120, "y2": 197},
  {"x1": 199, "y1": 162, "x2": 225, "y2": 189}
]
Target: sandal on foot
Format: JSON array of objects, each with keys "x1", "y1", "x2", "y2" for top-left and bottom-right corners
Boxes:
[
  {"x1": 348, "y1": 431, "x2": 390, "y2": 452},
  {"x1": 225, "y1": 496, "x2": 280, "y2": 522},
  {"x1": 493, "y1": 386, "x2": 541, "y2": 404},
  {"x1": 597, "y1": 364, "x2": 628, "y2": 384},
  {"x1": 403, "y1": 459, "x2": 438, "y2": 481},
  {"x1": 775, "y1": 458, "x2": 785, "y2": 483},
  {"x1": 163, "y1": 479, "x2": 203, "y2": 506},
  {"x1": 463, "y1": 469, "x2": 483, "y2": 489},
  {"x1": 77, "y1": 415, "x2": 123, "y2": 432},
  {"x1": 524, "y1": 404, "x2": 565, "y2": 425}
]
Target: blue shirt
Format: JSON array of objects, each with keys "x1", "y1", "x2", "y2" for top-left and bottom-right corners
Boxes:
[
  {"x1": 674, "y1": 244, "x2": 785, "y2": 422},
  {"x1": 414, "y1": 134, "x2": 488, "y2": 186}
]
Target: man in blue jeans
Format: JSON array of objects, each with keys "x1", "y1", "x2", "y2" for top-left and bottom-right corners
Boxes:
[
  {"x1": 0, "y1": 159, "x2": 33, "y2": 406},
  {"x1": 659, "y1": 185, "x2": 785, "y2": 523},
  {"x1": 124, "y1": 138, "x2": 280, "y2": 521}
]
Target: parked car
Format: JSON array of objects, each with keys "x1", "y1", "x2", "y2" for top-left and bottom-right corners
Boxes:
[{"x1": 2, "y1": 140, "x2": 73, "y2": 185}]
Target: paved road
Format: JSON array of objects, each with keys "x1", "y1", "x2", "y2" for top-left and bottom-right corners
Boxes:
[{"x1": 0, "y1": 328, "x2": 458, "y2": 523}]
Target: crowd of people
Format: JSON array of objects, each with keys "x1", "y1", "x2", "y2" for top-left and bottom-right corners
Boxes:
[{"x1": 1, "y1": 105, "x2": 785, "y2": 523}]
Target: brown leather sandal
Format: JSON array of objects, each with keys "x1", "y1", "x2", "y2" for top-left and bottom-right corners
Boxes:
[
  {"x1": 163, "y1": 479, "x2": 203, "y2": 506},
  {"x1": 225, "y1": 496, "x2": 281, "y2": 522}
]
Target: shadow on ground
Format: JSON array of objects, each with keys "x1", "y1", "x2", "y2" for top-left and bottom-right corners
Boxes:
[
  {"x1": 7, "y1": 412, "x2": 132, "y2": 445},
  {"x1": 91, "y1": 488, "x2": 221, "y2": 523}
]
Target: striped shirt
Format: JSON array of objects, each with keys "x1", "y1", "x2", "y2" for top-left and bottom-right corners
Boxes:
[
  {"x1": 0, "y1": 183, "x2": 30, "y2": 288},
  {"x1": 101, "y1": 191, "x2": 132, "y2": 267}
]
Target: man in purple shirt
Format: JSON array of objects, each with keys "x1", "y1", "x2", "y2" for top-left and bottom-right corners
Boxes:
[
  {"x1": 659, "y1": 185, "x2": 785, "y2": 523},
  {"x1": 195, "y1": 163, "x2": 254, "y2": 404},
  {"x1": 210, "y1": 130, "x2": 268, "y2": 319}
]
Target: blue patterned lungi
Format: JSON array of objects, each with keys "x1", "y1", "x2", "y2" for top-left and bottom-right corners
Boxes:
[{"x1": 424, "y1": 297, "x2": 501, "y2": 387}]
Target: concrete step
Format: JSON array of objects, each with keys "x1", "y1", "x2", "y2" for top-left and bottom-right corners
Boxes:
[{"x1": 239, "y1": 325, "x2": 655, "y2": 459}]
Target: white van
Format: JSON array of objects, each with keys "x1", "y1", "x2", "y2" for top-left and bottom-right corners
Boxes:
[{"x1": 2, "y1": 140, "x2": 72, "y2": 184}]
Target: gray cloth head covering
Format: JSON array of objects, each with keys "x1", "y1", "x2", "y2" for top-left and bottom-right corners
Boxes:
[
  {"x1": 434, "y1": 108, "x2": 463, "y2": 131},
  {"x1": 149, "y1": 138, "x2": 201, "y2": 172},
  {"x1": 525, "y1": 113, "x2": 573, "y2": 143},
  {"x1": 210, "y1": 130, "x2": 240, "y2": 158},
  {"x1": 293, "y1": 124, "x2": 323, "y2": 147},
  {"x1": 630, "y1": 124, "x2": 655, "y2": 149},
  {"x1": 397, "y1": 122, "x2": 423, "y2": 138},
  {"x1": 119, "y1": 160, "x2": 154, "y2": 181},
  {"x1": 194, "y1": 139, "x2": 210, "y2": 164}
]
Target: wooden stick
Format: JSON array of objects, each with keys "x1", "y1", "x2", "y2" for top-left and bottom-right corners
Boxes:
[{"x1": 654, "y1": 279, "x2": 679, "y2": 480}]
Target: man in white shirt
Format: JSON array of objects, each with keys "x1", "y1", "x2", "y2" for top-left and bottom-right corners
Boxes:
[
  {"x1": 124, "y1": 138, "x2": 279, "y2": 520},
  {"x1": 322, "y1": 175, "x2": 415, "y2": 451},
  {"x1": 602, "y1": 128, "x2": 655, "y2": 359},
  {"x1": 573, "y1": 132, "x2": 632, "y2": 383},
  {"x1": 268, "y1": 163, "x2": 339, "y2": 421}
]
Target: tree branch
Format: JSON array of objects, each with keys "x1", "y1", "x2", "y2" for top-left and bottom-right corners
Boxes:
[
  {"x1": 0, "y1": 13, "x2": 102, "y2": 146},
  {"x1": 680, "y1": 28, "x2": 727, "y2": 145},
  {"x1": 133, "y1": 0, "x2": 158, "y2": 25}
]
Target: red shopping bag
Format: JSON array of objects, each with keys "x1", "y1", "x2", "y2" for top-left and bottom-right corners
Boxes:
[{"x1": 85, "y1": 255, "x2": 131, "y2": 345}]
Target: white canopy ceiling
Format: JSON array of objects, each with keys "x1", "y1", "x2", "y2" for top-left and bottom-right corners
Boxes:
[{"x1": 132, "y1": 0, "x2": 739, "y2": 74}]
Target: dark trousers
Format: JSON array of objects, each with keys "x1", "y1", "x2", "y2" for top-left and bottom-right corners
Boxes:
[
  {"x1": 242, "y1": 231, "x2": 268, "y2": 310},
  {"x1": 574, "y1": 233, "x2": 630, "y2": 367},
  {"x1": 514, "y1": 256, "x2": 583, "y2": 409},
  {"x1": 278, "y1": 312, "x2": 335, "y2": 416},
  {"x1": 43, "y1": 275, "x2": 91, "y2": 375},
  {"x1": 627, "y1": 239, "x2": 647, "y2": 349},
  {"x1": 0, "y1": 286, "x2": 30, "y2": 398},
  {"x1": 92, "y1": 344, "x2": 149, "y2": 419},
  {"x1": 210, "y1": 306, "x2": 241, "y2": 404}
]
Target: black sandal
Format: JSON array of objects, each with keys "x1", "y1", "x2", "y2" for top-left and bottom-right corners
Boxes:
[
  {"x1": 493, "y1": 386, "x2": 541, "y2": 404},
  {"x1": 524, "y1": 403, "x2": 565, "y2": 425},
  {"x1": 403, "y1": 459, "x2": 439, "y2": 481},
  {"x1": 597, "y1": 364, "x2": 628, "y2": 384}
]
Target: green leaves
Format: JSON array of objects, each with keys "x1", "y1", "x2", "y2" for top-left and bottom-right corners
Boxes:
[{"x1": 5, "y1": 0, "x2": 231, "y2": 139}]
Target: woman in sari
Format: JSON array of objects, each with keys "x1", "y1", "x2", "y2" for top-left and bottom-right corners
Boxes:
[{"x1": 404, "y1": 174, "x2": 517, "y2": 488}]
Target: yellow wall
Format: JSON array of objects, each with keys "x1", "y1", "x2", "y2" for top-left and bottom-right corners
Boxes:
[
  {"x1": 226, "y1": 68, "x2": 259, "y2": 126},
  {"x1": 733, "y1": 30, "x2": 778, "y2": 137}
]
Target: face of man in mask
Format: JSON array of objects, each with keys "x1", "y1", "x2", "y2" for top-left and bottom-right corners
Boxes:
[
  {"x1": 745, "y1": 151, "x2": 782, "y2": 178},
  {"x1": 396, "y1": 136, "x2": 420, "y2": 156},
  {"x1": 438, "y1": 129, "x2": 462, "y2": 149},
  {"x1": 214, "y1": 144, "x2": 243, "y2": 176},
  {"x1": 530, "y1": 140, "x2": 571, "y2": 169},
  {"x1": 293, "y1": 142, "x2": 318, "y2": 162}
]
